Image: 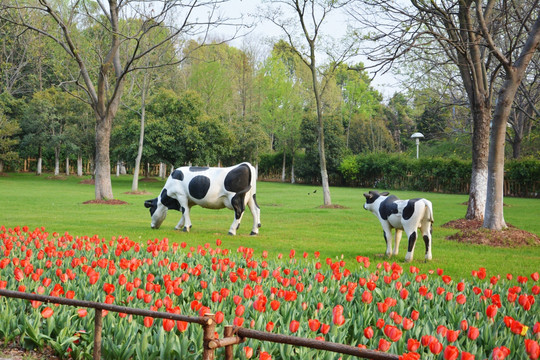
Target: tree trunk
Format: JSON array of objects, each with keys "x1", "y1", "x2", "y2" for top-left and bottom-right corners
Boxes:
[
  {"x1": 94, "y1": 113, "x2": 114, "y2": 200},
  {"x1": 132, "y1": 71, "x2": 148, "y2": 192},
  {"x1": 291, "y1": 155, "x2": 295, "y2": 184},
  {"x1": 465, "y1": 102, "x2": 491, "y2": 221},
  {"x1": 77, "y1": 154, "x2": 83, "y2": 176},
  {"x1": 512, "y1": 138, "x2": 522, "y2": 159},
  {"x1": 36, "y1": 149, "x2": 42, "y2": 175},
  {"x1": 484, "y1": 16, "x2": 540, "y2": 230},
  {"x1": 159, "y1": 162, "x2": 166, "y2": 179},
  {"x1": 0, "y1": 160, "x2": 3, "y2": 173},
  {"x1": 65, "y1": 157, "x2": 70, "y2": 176},
  {"x1": 281, "y1": 151, "x2": 286, "y2": 182},
  {"x1": 116, "y1": 160, "x2": 120, "y2": 177},
  {"x1": 54, "y1": 147, "x2": 60, "y2": 176},
  {"x1": 310, "y1": 63, "x2": 331, "y2": 205}
]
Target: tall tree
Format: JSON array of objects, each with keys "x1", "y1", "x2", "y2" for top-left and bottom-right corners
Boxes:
[
  {"x1": 1, "y1": 0, "x2": 238, "y2": 199},
  {"x1": 261, "y1": 0, "x2": 357, "y2": 205},
  {"x1": 482, "y1": 10, "x2": 540, "y2": 230},
  {"x1": 349, "y1": 0, "x2": 539, "y2": 224}
]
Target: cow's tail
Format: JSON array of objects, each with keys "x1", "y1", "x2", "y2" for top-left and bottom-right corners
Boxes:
[
  {"x1": 424, "y1": 199, "x2": 434, "y2": 224},
  {"x1": 249, "y1": 162, "x2": 260, "y2": 209}
]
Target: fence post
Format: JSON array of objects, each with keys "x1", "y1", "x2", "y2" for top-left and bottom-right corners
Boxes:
[
  {"x1": 224, "y1": 325, "x2": 234, "y2": 360},
  {"x1": 202, "y1": 313, "x2": 216, "y2": 360},
  {"x1": 93, "y1": 308, "x2": 103, "y2": 360}
]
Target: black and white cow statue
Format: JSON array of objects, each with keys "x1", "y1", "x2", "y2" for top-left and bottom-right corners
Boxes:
[
  {"x1": 144, "y1": 162, "x2": 261, "y2": 235},
  {"x1": 363, "y1": 190, "x2": 434, "y2": 262}
]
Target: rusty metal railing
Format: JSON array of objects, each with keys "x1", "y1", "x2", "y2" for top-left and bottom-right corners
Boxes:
[{"x1": 0, "y1": 289, "x2": 399, "y2": 360}]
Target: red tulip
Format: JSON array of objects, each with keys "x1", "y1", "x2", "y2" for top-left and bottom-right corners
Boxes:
[
  {"x1": 492, "y1": 346, "x2": 510, "y2": 360},
  {"x1": 486, "y1": 304, "x2": 498, "y2": 319},
  {"x1": 320, "y1": 323, "x2": 330, "y2": 334},
  {"x1": 407, "y1": 338, "x2": 420, "y2": 352},
  {"x1": 308, "y1": 319, "x2": 320, "y2": 332},
  {"x1": 259, "y1": 351, "x2": 271, "y2": 360},
  {"x1": 41, "y1": 307, "x2": 54, "y2": 319},
  {"x1": 384, "y1": 325, "x2": 402, "y2": 342},
  {"x1": 378, "y1": 338, "x2": 391, "y2": 352},
  {"x1": 289, "y1": 320, "x2": 299, "y2": 333},
  {"x1": 402, "y1": 317, "x2": 414, "y2": 330},
  {"x1": 362, "y1": 291, "x2": 373, "y2": 303},
  {"x1": 525, "y1": 339, "x2": 540, "y2": 360},
  {"x1": 143, "y1": 316, "x2": 153, "y2": 327},
  {"x1": 244, "y1": 346, "x2": 253, "y2": 359},
  {"x1": 163, "y1": 318, "x2": 175, "y2": 332},
  {"x1": 467, "y1": 326, "x2": 479, "y2": 340},
  {"x1": 364, "y1": 326, "x2": 374, "y2": 339},
  {"x1": 176, "y1": 320, "x2": 188, "y2": 332},
  {"x1": 429, "y1": 340, "x2": 443, "y2": 355},
  {"x1": 77, "y1": 308, "x2": 87, "y2": 318},
  {"x1": 444, "y1": 345, "x2": 459, "y2": 360},
  {"x1": 446, "y1": 329, "x2": 460, "y2": 342},
  {"x1": 266, "y1": 321, "x2": 274, "y2": 332},
  {"x1": 460, "y1": 351, "x2": 475, "y2": 360},
  {"x1": 215, "y1": 311, "x2": 224, "y2": 324}
]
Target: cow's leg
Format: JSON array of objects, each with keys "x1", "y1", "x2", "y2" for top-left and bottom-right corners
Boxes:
[
  {"x1": 228, "y1": 192, "x2": 247, "y2": 235},
  {"x1": 404, "y1": 225, "x2": 418, "y2": 262},
  {"x1": 381, "y1": 224, "x2": 393, "y2": 257},
  {"x1": 247, "y1": 194, "x2": 261, "y2": 235},
  {"x1": 180, "y1": 205, "x2": 192, "y2": 232},
  {"x1": 392, "y1": 229, "x2": 402, "y2": 257},
  {"x1": 421, "y1": 220, "x2": 433, "y2": 261},
  {"x1": 174, "y1": 212, "x2": 185, "y2": 231}
]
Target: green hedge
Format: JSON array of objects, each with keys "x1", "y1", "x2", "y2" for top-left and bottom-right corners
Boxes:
[{"x1": 339, "y1": 154, "x2": 540, "y2": 197}]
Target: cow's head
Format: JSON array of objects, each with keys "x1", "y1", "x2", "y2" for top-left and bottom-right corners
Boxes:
[
  {"x1": 144, "y1": 189, "x2": 181, "y2": 229},
  {"x1": 363, "y1": 190, "x2": 389, "y2": 211},
  {"x1": 144, "y1": 196, "x2": 167, "y2": 229}
]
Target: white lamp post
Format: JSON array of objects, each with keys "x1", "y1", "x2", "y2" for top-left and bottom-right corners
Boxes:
[{"x1": 411, "y1": 132, "x2": 424, "y2": 159}]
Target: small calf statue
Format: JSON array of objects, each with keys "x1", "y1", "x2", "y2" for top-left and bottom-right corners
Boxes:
[
  {"x1": 363, "y1": 190, "x2": 434, "y2": 262},
  {"x1": 145, "y1": 162, "x2": 261, "y2": 235}
]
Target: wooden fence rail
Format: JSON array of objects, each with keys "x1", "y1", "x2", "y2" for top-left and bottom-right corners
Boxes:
[{"x1": 0, "y1": 289, "x2": 399, "y2": 360}]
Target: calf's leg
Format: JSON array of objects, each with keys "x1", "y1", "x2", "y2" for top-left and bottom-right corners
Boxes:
[
  {"x1": 247, "y1": 194, "x2": 261, "y2": 235},
  {"x1": 420, "y1": 220, "x2": 433, "y2": 261},
  {"x1": 404, "y1": 226, "x2": 418, "y2": 262},
  {"x1": 381, "y1": 224, "x2": 393, "y2": 257},
  {"x1": 393, "y1": 229, "x2": 402, "y2": 257}
]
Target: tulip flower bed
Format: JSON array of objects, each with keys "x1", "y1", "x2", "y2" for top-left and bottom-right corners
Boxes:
[{"x1": 0, "y1": 225, "x2": 538, "y2": 360}]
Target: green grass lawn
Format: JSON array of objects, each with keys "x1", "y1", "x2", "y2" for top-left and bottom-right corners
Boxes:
[{"x1": 0, "y1": 173, "x2": 538, "y2": 280}]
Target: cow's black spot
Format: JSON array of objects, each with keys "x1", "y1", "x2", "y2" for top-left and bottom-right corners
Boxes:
[
  {"x1": 189, "y1": 166, "x2": 209, "y2": 172},
  {"x1": 189, "y1": 175, "x2": 211, "y2": 199},
  {"x1": 144, "y1": 198, "x2": 158, "y2": 216},
  {"x1": 171, "y1": 169, "x2": 184, "y2": 181},
  {"x1": 408, "y1": 232, "x2": 417, "y2": 252},
  {"x1": 160, "y1": 189, "x2": 181, "y2": 211},
  {"x1": 225, "y1": 164, "x2": 251, "y2": 193},
  {"x1": 231, "y1": 192, "x2": 246, "y2": 220},
  {"x1": 423, "y1": 235, "x2": 430, "y2": 254},
  {"x1": 379, "y1": 195, "x2": 399, "y2": 220},
  {"x1": 383, "y1": 230, "x2": 388, "y2": 245},
  {"x1": 403, "y1": 199, "x2": 421, "y2": 220}
]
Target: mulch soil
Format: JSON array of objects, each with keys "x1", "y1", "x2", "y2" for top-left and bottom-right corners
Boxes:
[
  {"x1": 82, "y1": 199, "x2": 129, "y2": 205},
  {"x1": 443, "y1": 219, "x2": 540, "y2": 247}
]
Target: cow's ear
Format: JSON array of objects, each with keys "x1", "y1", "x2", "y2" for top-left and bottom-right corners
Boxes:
[
  {"x1": 363, "y1": 193, "x2": 371, "y2": 199},
  {"x1": 380, "y1": 192, "x2": 390, "y2": 196},
  {"x1": 144, "y1": 199, "x2": 155, "y2": 208}
]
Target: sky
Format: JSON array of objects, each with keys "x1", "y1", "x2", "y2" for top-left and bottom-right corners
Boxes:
[{"x1": 209, "y1": 0, "x2": 401, "y2": 99}]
